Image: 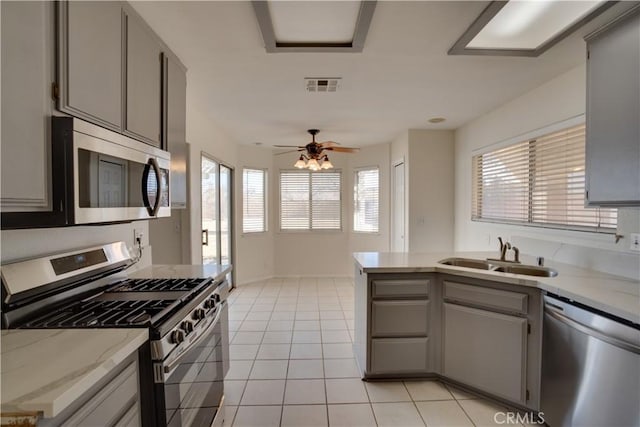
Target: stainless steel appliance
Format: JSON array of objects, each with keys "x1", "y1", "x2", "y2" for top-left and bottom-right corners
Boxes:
[
  {"x1": 2, "y1": 117, "x2": 170, "y2": 229},
  {"x1": 541, "y1": 294, "x2": 640, "y2": 427},
  {"x1": 1, "y1": 242, "x2": 229, "y2": 427}
]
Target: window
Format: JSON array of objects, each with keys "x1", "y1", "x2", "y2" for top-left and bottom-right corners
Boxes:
[
  {"x1": 354, "y1": 168, "x2": 379, "y2": 232},
  {"x1": 242, "y1": 168, "x2": 266, "y2": 233},
  {"x1": 472, "y1": 123, "x2": 617, "y2": 232},
  {"x1": 280, "y1": 170, "x2": 341, "y2": 230}
]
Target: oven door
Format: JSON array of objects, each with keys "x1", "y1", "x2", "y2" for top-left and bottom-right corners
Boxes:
[{"x1": 157, "y1": 302, "x2": 228, "y2": 427}]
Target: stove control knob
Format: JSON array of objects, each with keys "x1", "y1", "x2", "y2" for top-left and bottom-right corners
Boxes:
[
  {"x1": 180, "y1": 321, "x2": 194, "y2": 335},
  {"x1": 170, "y1": 330, "x2": 185, "y2": 344},
  {"x1": 192, "y1": 308, "x2": 206, "y2": 321},
  {"x1": 213, "y1": 294, "x2": 221, "y2": 303},
  {"x1": 203, "y1": 298, "x2": 216, "y2": 310}
]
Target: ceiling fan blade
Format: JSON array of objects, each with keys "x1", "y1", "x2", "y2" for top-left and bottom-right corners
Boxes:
[
  {"x1": 318, "y1": 140, "x2": 340, "y2": 147},
  {"x1": 325, "y1": 147, "x2": 360, "y2": 153},
  {"x1": 274, "y1": 149, "x2": 304, "y2": 155},
  {"x1": 274, "y1": 145, "x2": 306, "y2": 148}
]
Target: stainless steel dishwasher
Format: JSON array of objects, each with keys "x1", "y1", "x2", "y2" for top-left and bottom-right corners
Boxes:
[{"x1": 541, "y1": 294, "x2": 640, "y2": 427}]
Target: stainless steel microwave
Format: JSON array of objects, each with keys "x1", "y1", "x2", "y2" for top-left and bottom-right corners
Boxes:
[{"x1": 2, "y1": 117, "x2": 170, "y2": 229}]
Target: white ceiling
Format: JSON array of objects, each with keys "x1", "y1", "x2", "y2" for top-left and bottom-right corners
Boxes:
[{"x1": 130, "y1": 1, "x2": 616, "y2": 148}]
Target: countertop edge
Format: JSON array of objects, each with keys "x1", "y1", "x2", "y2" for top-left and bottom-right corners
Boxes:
[{"x1": 1, "y1": 329, "x2": 148, "y2": 418}]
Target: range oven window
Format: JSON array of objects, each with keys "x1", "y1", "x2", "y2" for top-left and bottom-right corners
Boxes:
[
  {"x1": 161, "y1": 303, "x2": 228, "y2": 427},
  {"x1": 77, "y1": 149, "x2": 169, "y2": 209}
]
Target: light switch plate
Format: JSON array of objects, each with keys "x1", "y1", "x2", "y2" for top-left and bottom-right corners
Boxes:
[{"x1": 630, "y1": 233, "x2": 640, "y2": 252}]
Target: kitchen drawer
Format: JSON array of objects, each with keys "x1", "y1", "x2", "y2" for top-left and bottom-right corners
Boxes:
[
  {"x1": 370, "y1": 337, "x2": 429, "y2": 374},
  {"x1": 64, "y1": 359, "x2": 138, "y2": 426},
  {"x1": 372, "y1": 279, "x2": 429, "y2": 298},
  {"x1": 371, "y1": 300, "x2": 430, "y2": 337},
  {"x1": 443, "y1": 281, "x2": 528, "y2": 315}
]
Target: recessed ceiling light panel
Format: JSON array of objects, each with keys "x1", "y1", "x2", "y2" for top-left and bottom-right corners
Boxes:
[
  {"x1": 269, "y1": 1, "x2": 361, "y2": 44},
  {"x1": 449, "y1": 0, "x2": 614, "y2": 57},
  {"x1": 467, "y1": 1, "x2": 606, "y2": 50}
]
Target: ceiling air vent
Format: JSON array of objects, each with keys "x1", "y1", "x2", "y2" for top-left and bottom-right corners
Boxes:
[{"x1": 305, "y1": 77, "x2": 341, "y2": 93}]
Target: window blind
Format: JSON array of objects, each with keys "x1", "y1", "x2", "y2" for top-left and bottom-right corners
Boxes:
[
  {"x1": 354, "y1": 168, "x2": 379, "y2": 232},
  {"x1": 280, "y1": 170, "x2": 341, "y2": 230},
  {"x1": 472, "y1": 124, "x2": 617, "y2": 232},
  {"x1": 243, "y1": 168, "x2": 266, "y2": 233}
]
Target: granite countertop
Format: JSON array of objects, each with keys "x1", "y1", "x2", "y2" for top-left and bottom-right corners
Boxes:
[
  {"x1": 128, "y1": 263, "x2": 231, "y2": 282},
  {"x1": 353, "y1": 251, "x2": 640, "y2": 324},
  {"x1": 1, "y1": 329, "x2": 148, "y2": 418}
]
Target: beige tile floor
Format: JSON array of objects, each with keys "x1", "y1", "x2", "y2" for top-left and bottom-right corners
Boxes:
[{"x1": 223, "y1": 277, "x2": 529, "y2": 427}]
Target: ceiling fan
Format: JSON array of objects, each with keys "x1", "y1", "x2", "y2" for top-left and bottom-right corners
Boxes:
[{"x1": 274, "y1": 129, "x2": 359, "y2": 171}]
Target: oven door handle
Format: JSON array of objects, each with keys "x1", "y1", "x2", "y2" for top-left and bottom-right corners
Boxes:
[{"x1": 164, "y1": 302, "x2": 225, "y2": 374}]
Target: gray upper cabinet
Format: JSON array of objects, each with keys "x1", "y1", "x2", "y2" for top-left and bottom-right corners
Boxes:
[
  {"x1": 1, "y1": 1, "x2": 54, "y2": 212},
  {"x1": 585, "y1": 7, "x2": 640, "y2": 206},
  {"x1": 58, "y1": 1, "x2": 122, "y2": 131},
  {"x1": 125, "y1": 8, "x2": 163, "y2": 147},
  {"x1": 165, "y1": 55, "x2": 188, "y2": 208}
]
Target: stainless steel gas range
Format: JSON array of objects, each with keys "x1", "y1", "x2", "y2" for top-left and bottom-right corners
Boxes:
[{"x1": 1, "y1": 242, "x2": 230, "y2": 427}]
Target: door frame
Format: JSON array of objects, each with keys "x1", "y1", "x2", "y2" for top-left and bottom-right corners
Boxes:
[
  {"x1": 391, "y1": 158, "x2": 406, "y2": 252},
  {"x1": 200, "y1": 151, "x2": 236, "y2": 289}
]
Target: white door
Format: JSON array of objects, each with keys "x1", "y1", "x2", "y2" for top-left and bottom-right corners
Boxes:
[
  {"x1": 201, "y1": 155, "x2": 218, "y2": 265},
  {"x1": 392, "y1": 161, "x2": 405, "y2": 252}
]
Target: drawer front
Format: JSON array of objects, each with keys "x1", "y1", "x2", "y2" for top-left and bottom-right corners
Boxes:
[
  {"x1": 372, "y1": 279, "x2": 429, "y2": 298},
  {"x1": 65, "y1": 359, "x2": 138, "y2": 426},
  {"x1": 371, "y1": 300, "x2": 430, "y2": 337},
  {"x1": 370, "y1": 337, "x2": 429, "y2": 374},
  {"x1": 444, "y1": 281, "x2": 528, "y2": 314}
]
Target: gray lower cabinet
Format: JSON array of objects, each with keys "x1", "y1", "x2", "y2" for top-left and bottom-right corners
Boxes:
[
  {"x1": 40, "y1": 354, "x2": 140, "y2": 427},
  {"x1": 443, "y1": 303, "x2": 527, "y2": 403},
  {"x1": 58, "y1": 1, "x2": 122, "y2": 131},
  {"x1": 365, "y1": 274, "x2": 433, "y2": 376},
  {"x1": 371, "y1": 337, "x2": 429, "y2": 373},
  {"x1": 1, "y1": 0, "x2": 55, "y2": 212},
  {"x1": 125, "y1": 8, "x2": 162, "y2": 147},
  {"x1": 585, "y1": 6, "x2": 640, "y2": 206}
]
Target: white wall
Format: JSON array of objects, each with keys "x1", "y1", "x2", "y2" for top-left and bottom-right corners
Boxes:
[
  {"x1": 273, "y1": 144, "x2": 391, "y2": 277},
  {"x1": 407, "y1": 130, "x2": 455, "y2": 253},
  {"x1": 454, "y1": 63, "x2": 640, "y2": 279},
  {"x1": 236, "y1": 144, "x2": 275, "y2": 284},
  {"x1": 1, "y1": 221, "x2": 152, "y2": 270}
]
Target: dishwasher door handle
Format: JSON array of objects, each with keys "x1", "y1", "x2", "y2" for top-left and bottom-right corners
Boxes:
[{"x1": 545, "y1": 305, "x2": 640, "y2": 354}]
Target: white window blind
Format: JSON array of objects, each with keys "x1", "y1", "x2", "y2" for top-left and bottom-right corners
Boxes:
[
  {"x1": 280, "y1": 170, "x2": 341, "y2": 230},
  {"x1": 243, "y1": 168, "x2": 266, "y2": 233},
  {"x1": 472, "y1": 124, "x2": 617, "y2": 232},
  {"x1": 354, "y1": 168, "x2": 379, "y2": 232}
]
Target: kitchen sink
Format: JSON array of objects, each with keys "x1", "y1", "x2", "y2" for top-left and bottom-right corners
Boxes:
[
  {"x1": 493, "y1": 265, "x2": 558, "y2": 277},
  {"x1": 438, "y1": 258, "x2": 495, "y2": 270},
  {"x1": 438, "y1": 257, "x2": 558, "y2": 277}
]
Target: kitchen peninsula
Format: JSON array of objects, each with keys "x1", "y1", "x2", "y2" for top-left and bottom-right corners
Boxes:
[{"x1": 353, "y1": 251, "x2": 640, "y2": 412}]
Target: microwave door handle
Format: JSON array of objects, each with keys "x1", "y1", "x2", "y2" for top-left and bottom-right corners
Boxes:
[{"x1": 142, "y1": 158, "x2": 161, "y2": 216}]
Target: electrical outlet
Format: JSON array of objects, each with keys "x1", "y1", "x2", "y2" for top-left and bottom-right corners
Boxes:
[
  {"x1": 133, "y1": 228, "x2": 144, "y2": 246},
  {"x1": 630, "y1": 233, "x2": 640, "y2": 252}
]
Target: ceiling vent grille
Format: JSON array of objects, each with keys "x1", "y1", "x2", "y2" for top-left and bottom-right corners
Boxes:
[{"x1": 305, "y1": 77, "x2": 341, "y2": 92}]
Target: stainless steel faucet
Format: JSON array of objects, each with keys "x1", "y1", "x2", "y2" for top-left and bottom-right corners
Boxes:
[
  {"x1": 498, "y1": 237, "x2": 510, "y2": 261},
  {"x1": 512, "y1": 246, "x2": 520, "y2": 263},
  {"x1": 497, "y1": 237, "x2": 520, "y2": 263}
]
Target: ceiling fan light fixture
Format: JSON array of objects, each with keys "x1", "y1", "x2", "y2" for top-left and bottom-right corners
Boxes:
[
  {"x1": 307, "y1": 158, "x2": 321, "y2": 171},
  {"x1": 294, "y1": 155, "x2": 307, "y2": 169},
  {"x1": 320, "y1": 156, "x2": 333, "y2": 170}
]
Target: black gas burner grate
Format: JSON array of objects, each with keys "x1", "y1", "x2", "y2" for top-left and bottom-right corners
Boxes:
[
  {"x1": 107, "y1": 278, "x2": 210, "y2": 293},
  {"x1": 23, "y1": 299, "x2": 177, "y2": 328}
]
